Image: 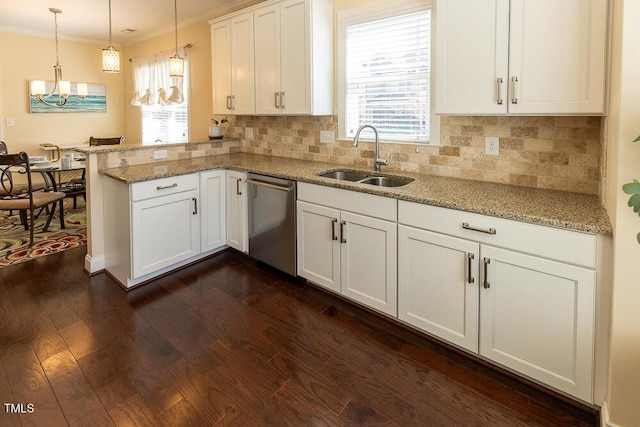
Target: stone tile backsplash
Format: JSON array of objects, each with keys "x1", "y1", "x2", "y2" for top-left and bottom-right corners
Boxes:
[{"x1": 223, "y1": 115, "x2": 602, "y2": 195}]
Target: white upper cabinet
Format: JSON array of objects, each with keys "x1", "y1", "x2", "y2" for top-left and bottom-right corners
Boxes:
[
  {"x1": 211, "y1": 12, "x2": 255, "y2": 115},
  {"x1": 211, "y1": 0, "x2": 333, "y2": 116},
  {"x1": 435, "y1": 0, "x2": 608, "y2": 115}
]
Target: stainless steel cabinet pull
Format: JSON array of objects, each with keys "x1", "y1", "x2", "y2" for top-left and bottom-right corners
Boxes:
[
  {"x1": 483, "y1": 257, "x2": 491, "y2": 289},
  {"x1": 245, "y1": 179, "x2": 294, "y2": 192},
  {"x1": 462, "y1": 222, "x2": 496, "y2": 235},
  {"x1": 236, "y1": 178, "x2": 242, "y2": 195},
  {"x1": 496, "y1": 77, "x2": 504, "y2": 105},
  {"x1": 226, "y1": 95, "x2": 231, "y2": 110},
  {"x1": 231, "y1": 95, "x2": 236, "y2": 110},
  {"x1": 467, "y1": 253, "x2": 475, "y2": 284},
  {"x1": 340, "y1": 220, "x2": 346, "y2": 243},
  {"x1": 331, "y1": 218, "x2": 338, "y2": 241},
  {"x1": 280, "y1": 91, "x2": 285, "y2": 109},
  {"x1": 192, "y1": 197, "x2": 198, "y2": 215},
  {"x1": 511, "y1": 76, "x2": 518, "y2": 104},
  {"x1": 274, "y1": 92, "x2": 280, "y2": 109},
  {"x1": 156, "y1": 183, "x2": 178, "y2": 190}
]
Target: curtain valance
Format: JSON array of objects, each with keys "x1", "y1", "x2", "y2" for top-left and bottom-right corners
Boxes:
[{"x1": 131, "y1": 48, "x2": 187, "y2": 106}]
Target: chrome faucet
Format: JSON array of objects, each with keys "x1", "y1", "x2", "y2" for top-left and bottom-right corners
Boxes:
[{"x1": 352, "y1": 124, "x2": 393, "y2": 172}]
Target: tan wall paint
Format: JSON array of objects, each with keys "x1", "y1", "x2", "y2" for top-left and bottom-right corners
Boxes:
[
  {"x1": 122, "y1": 21, "x2": 213, "y2": 144},
  {"x1": 605, "y1": 0, "x2": 640, "y2": 425},
  {"x1": 0, "y1": 32, "x2": 124, "y2": 155}
]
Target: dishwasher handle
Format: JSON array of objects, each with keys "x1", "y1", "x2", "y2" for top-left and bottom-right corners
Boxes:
[{"x1": 246, "y1": 178, "x2": 294, "y2": 192}]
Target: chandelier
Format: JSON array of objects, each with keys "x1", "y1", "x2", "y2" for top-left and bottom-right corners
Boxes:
[{"x1": 31, "y1": 8, "x2": 87, "y2": 107}]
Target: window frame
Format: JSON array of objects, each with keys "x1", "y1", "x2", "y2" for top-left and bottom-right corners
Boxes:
[{"x1": 337, "y1": 0, "x2": 438, "y2": 145}]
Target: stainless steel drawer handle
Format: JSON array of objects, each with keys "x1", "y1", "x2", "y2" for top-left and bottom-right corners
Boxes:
[
  {"x1": 467, "y1": 253, "x2": 475, "y2": 284},
  {"x1": 483, "y1": 257, "x2": 491, "y2": 289},
  {"x1": 280, "y1": 91, "x2": 285, "y2": 109},
  {"x1": 246, "y1": 179, "x2": 294, "y2": 192},
  {"x1": 496, "y1": 77, "x2": 504, "y2": 105},
  {"x1": 236, "y1": 178, "x2": 242, "y2": 195},
  {"x1": 511, "y1": 76, "x2": 518, "y2": 104},
  {"x1": 331, "y1": 218, "x2": 338, "y2": 241},
  {"x1": 340, "y1": 220, "x2": 346, "y2": 243},
  {"x1": 156, "y1": 183, "x2": 178, "y2": 190},
  {"x1": 275, "y1": 92, "x2": 280, "y2": 109},
  {"x1": 462, "y1": 222, "x2": 496, "y2": 235}
]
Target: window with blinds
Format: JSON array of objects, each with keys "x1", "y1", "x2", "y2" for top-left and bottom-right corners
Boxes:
[
  {"x1": 141, "y1": 64, "x2": 189, "y2": 145},
  {"x1": 340, "y1": 3, "x2": 432, "y2": 143}
]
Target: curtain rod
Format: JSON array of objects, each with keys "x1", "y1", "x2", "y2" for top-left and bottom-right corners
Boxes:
[{"x1": 128, "y1": 43, "x2": 193, "y2": 62}]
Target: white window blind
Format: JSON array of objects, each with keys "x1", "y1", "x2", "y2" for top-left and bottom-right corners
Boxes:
[{"x1": 344, "y1": 9, "x2": 430, "y2": 143}]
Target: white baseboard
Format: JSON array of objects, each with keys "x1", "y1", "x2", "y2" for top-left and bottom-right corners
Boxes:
[
  {"x1": 84, "y1": 254, "x2": 105, "y2": 274},
  {"x1": 601, "y1": 401, "x2": 622, "y2": 427}
]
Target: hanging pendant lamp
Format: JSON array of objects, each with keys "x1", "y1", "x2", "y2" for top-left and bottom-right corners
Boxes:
[
  {"x1": 102, "y1": 0, "x2": 121, "y2": 72},
  {"x1": 169, "y1": 0, "x2": 184, "y2": 77}
]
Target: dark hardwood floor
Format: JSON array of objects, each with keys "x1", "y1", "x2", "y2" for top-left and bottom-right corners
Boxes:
[{"x1": 0, "y1": 247, "x2": 598, "y2": 426}]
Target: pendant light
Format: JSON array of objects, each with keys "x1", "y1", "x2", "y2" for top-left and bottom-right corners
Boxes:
[
  {"x1": 102, "y1": 0, "x2": 121, "y2": 72},
  {"x1": 169, "y1": 0, "x2": 184, "y2": 77}
]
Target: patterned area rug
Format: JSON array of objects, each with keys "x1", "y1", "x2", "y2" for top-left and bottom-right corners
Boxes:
[{"x1": 0, "y1": 200, "x2": 86, "y2": 267}]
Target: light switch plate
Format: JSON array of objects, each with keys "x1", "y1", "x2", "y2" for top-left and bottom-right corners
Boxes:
[
  {"x1": 6, "y1": 118, "x2": 15, "y2": 127},
  {"x1": 153, "y1": 150, "x2": 168, "y2": 159},
  {"x1": 245, "y1": 127, "x2": 253, "y2": 139},
  {"x1": 320, "y1": 131, "x2": 335, "y2": 143}
]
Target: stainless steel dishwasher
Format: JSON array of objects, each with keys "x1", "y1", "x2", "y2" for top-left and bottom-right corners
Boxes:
[{"x1": 246, "y1": 173, "x2": 296, "y2": 276}]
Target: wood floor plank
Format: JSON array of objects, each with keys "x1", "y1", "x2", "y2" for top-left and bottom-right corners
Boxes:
[
  {"x1": 0, "y1": 360, "x2": 21, "y2": 427},
  {"x1": 58, "y1": 319, "x2": 103, "y2": 360},
  {"x1": 2, "y1": 340, "x2": 68, "y2": 427},
  {"x1": 41, "y1": 349, "x2": 113, "y2": 427},
  {"x1": 271, "y1": 379, "x2": 345, "y2": 427}
]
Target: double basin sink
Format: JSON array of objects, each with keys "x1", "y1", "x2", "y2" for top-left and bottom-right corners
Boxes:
[{"x1": 318, "y1": 169, "x2": 414, "y2": 187}]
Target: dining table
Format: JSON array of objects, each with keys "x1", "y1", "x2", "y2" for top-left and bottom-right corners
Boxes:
[{"x1": 30, "y1": 159, "x2": 86, "y2": 228}]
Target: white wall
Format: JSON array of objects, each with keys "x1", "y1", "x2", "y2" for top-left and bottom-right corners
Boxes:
[{"x1": 604, "y1": 0, "x2": 640, "y2": 425}]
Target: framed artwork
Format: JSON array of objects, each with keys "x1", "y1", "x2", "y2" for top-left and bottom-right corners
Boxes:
[{"x1": 29, "y1": 81, "x2": 107, "y2": 113}]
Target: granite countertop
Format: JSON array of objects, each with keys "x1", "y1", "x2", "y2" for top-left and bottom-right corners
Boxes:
[{"x1": 100, "y1": 152, "x2": 613, "y2": 236}]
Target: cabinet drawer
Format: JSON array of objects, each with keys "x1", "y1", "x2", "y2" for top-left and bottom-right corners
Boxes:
[
  {"x1": 398, "y1": 201, "x2": 596, "y2": 269},
  {"x1": 298, "y1": 182, "x2": 396, "y2": 221},
  {"x1": 131, "y1": 174, "x2": 198, "y2": 202}
]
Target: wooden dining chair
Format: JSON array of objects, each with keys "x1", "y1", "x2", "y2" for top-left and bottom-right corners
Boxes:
[
  {"x1": 89, "y1": 136, "x2": 124, "y2": 146},
  {"x1": 0, "y1": 152, "x2": 66, "y2": 245}
]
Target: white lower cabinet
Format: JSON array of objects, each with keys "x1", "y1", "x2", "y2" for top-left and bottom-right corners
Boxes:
[
  {"x1": 297, "y1": 183, "x2": 397, "y2": 316},
  {"x1": 398, "y1": 200, "x2": 599, "y2": 403},
  {"x1": 103, "y1": 171, "x2": 227, "y2": 288},
  {"x1": 131, "y1": 188, "x2": 200, "y2": 279},
  {"x1": 479, "y1": 245, "x2": 595, "y2": 402},
  {"x1": 398, "y1": 225, "x2": 480, "y2": 352},
  {"x1": 200, "y1": 170, "x2": 226, "y2": 252},
  {"x1": 225, "y1": 170, "x2": 248, "y2": 252}
]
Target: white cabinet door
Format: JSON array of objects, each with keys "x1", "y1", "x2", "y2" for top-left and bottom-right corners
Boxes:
[
  {"x1": 131, "y1": 189, "x2": 200, "y2": 279},
  {"x1": 507, "y1": 0, "x2": 607, "y2": 114},
  {"x1": 341, "y1": 211, "x2": 397, "y2": 316},
  {"x1": 200, "y1": 170, "x2": 226, "y2": 253},
  {"x1": 435, "y1": 0, "x2": 607, "y2": 115},
  {"x1": 226, "y1": 170, "x2": 248, "y2": 252},
  {"x1": 230, "y1": 13, "x2": 255, "y2": 114},
  {"x1": 254, "y1": 4, "x2": 281, "y2": 115},
  {"x1": 479, "y1": 245, "x2": 596, "y2": 402},
  {"x1": 398, "y1": 225, "x2": 480, "y2": 352},
  {"x1": 280, "y1": 0, "x2": 310, "y2": 114},
  {"x1": 296, "y1": 201, "x2": 340, "y2": 293},
  {"x1": 435, "y1": 0, "x2": 509, "y2": 114},
  {"x1": 211, "y1": 20, "x2": 232, "y2": 114}
]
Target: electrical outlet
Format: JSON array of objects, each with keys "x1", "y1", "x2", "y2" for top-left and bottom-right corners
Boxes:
[
  {"x1": 245, "y1": 127, "x2": 253, "y2": 139},
  {"x1": 320, "y1": 131, "x2": 334, "y2": 143},
  {"x1": 153, "y1": 149, "x2": 168, "y2": 160},
  {"x1": 485, "y1": 137, "x2": 500, "y2": 156},
  {"x1": 5, "y1": 118, "x2": 15, "y2": 127}
]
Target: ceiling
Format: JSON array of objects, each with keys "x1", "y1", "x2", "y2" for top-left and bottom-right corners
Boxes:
[{"x1": 0, "y1": 0, "x2": 265, "y2": 46}]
